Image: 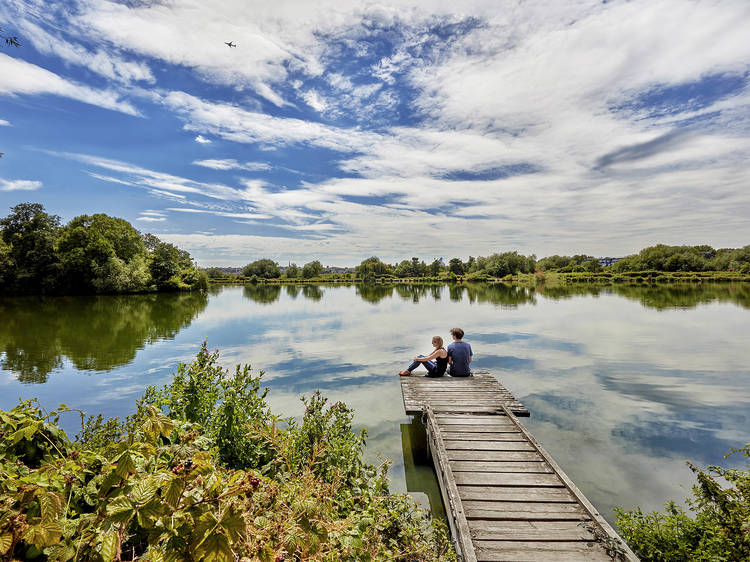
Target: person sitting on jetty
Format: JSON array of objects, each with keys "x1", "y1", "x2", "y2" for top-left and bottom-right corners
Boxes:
[
  {"x1": 447, "y1": 327, "x2": 472, "y2": 377},
  {"x1": 398, "y1": 336, "x2": 448, "y2": 377}
]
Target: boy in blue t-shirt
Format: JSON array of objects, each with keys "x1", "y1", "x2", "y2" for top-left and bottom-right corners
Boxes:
[{"x1": 446, "y1": 327, "x2": 472, "y2": 377}]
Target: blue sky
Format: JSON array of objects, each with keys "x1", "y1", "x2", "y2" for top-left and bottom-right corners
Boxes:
[{"x1": 1, "y1": 0, "x2": 748, "y2": 266}]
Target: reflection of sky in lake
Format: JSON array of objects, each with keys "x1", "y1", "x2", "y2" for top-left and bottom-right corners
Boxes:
[{"x1": 1, "y1": 284, "x2": 748, "y2": 525}]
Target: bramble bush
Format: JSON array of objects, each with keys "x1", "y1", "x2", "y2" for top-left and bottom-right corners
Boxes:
[
  {"x1": 0, "y1": 343, "x2": 455, "y2": 561},
  {"x1": 615, "y1": 445, "x2": 750, "y2": 561}
]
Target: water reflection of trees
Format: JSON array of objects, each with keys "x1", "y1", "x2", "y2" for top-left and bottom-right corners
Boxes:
[
  {"x1": 356, "y1": 284, "x2": 394, "y2": 304},
  {"x1": 348, "y1": 281, "x2": 750, "y2": 310},
  {"x1": 0, "y1": 292, "x2": 208, "y2": 383},
  {"x1": 301, "y1": 285, "x2": 324, "y2": 301},
  {"x1": 242, "y1": 284, "x2": 282, "y2": 304},
  {"x1": 539, "y1": 283, "x2": 750, "y2": 310},
  {"x1": 449, "y1": 283, "x2": 538, "y2": 307}
]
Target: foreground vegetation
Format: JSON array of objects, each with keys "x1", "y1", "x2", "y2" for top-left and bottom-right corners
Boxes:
[
  {"x1": 615, "y1": 445, "x2": 749, "y2": 561},
  {"x1": 0, "y1": 204, "x2": 207, "y2": 295},
  {"x1": 0, "y1": 343, "x2": 454, "y2": 561}
]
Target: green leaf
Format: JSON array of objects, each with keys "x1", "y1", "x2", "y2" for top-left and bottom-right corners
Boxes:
[
  {"x1": 164, "y1": 476, "x2": 184, "y2": 509},
  {"x1": 106, "y1": 496, "x2": 135, "y2": 523},
  {"x1": 131, "y1": 479, "x2": 157, "y2": 505},
  {"x1": 136, "y1": 499, "x2": 165, "y2": 528},
  {"x1": 0, "y1": 534, "x2": 12, "y2": 555},
  {"x1": 196, "y1": 533, "x2": 232, "y2": 562},
  {"x1": 11, "y1": 422, "x2": 39, "y2": 443},
  {"x1": 100, "y1": 532, "x2": 118, "y2": 562},
  {"x1": 23, "y1": 520, "x2": 62, "y2": 548},
  {"x1": 143, "y1": 547, "x2": 166, "y2": 562},
  {"x1": 115, "y1": 451, "x2": 137, "y2": 478},
  {"x1": 219, "y1": 508, "x2": 245, "y2": 542},
  {"x1": 37, "y1": 490, "x2": 64, "y2": 522}
]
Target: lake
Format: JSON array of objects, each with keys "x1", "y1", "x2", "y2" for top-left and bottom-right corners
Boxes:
[{"x1": 1, "y1": 282, "x2": 748, "y2": 525}]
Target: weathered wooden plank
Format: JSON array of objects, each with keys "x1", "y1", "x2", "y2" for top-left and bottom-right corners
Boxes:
[
  {"x1": 436, "y1": 416, "x2": 512, "y2": 425},
  {"x1": 404, "y1": 390, "x2": 517, "y2": 397},
  {"x1": 444, "y1": 440, "x2": 536, "y2": 451},
  {"x1": 454, "y1": 472, "x2": 562, "y2": 487},
  {"x1": 439, "y1": 432, "x2": 526, "y2": 441},
  {"x1": 449, "y1": 460, "x2": 552, "y2": 473},
  {"x1": 431, "y1": 405, "x2": 516, "y2": 414},
  {"x1": 458, "y1": 486, "x2": 576, "y2": 503},
  {"x1": 474, "y1": 541, "x2": 614, "y2": 562},
  {"x1": 447, "y1": 450, "x2": 543, "y2": 462},
  {"x1": 464, "y1": 501, "x2": 587, "y2": 521},
  {"x1": 469, "y1": 520, "x2": 596, "y2": 541},
  {"x1": 439, "y1": 424, "x2": 519, "y2": 433},
  {"x1": 425, "y1": 397, "x2": 524, "y2": 411}
]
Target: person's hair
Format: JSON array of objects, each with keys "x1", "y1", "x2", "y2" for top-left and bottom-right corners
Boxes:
[
  {"x1": 449, "y1": 328, "x2": 464, "y2": 340},
  {"x1": 432, "y1": 335, "x2": 444, "y2": 348}
]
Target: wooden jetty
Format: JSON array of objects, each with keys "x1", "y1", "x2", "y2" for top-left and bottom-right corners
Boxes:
[{"x1": 400, "y1": 374, "x2": 638, "y2": 561}]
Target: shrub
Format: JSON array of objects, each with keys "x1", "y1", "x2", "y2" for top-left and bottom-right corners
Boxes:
[{"x1": 616, "y1": 445, "x2": 750, "y2": 561}]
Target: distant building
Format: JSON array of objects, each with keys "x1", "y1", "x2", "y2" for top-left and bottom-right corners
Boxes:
[
  {"x1": 598, "y1": 257, "x2": 622, "y2": 267},
  {"x1": 325, "y1": 266, "x2": 353, "y2": 273},
  {"x1": 218, "y1": 266, "x2": 242, "y2": 274}
]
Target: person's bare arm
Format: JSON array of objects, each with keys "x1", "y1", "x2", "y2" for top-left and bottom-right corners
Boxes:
[{"x1": 414, "y1": 349, "x2": 447, "y2": 362}]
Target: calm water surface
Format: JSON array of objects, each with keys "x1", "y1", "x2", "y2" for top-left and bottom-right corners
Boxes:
[{"x1": 1, "y1": 283, "x2": 749, "y2": 524}]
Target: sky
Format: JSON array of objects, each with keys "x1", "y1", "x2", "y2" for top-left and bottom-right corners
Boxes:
[{"x1": 0, "y1": 0, "x2": 749, "y2": 267}]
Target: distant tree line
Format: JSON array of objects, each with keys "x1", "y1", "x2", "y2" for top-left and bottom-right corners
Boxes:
[
  {"x1": 0, "y1": 203, "x2": 207, "y2": 294},
  {"x1": 209, "y1": 244, "x2": 750, "y2": 285},
  {"x1": 536, "y1": 245, "x2": 750, "y2": 274}
]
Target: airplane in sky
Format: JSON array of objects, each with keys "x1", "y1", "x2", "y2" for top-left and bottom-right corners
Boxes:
[{"x1": 224, "y1": 41, "x2": 237, "y2": 48}]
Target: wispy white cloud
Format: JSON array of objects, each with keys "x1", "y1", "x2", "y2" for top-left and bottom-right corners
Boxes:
[
  {"x1": 0, "y1": 178, "x2": 42, "y2": 191},
  {"x1": 0, "y1": 53, "x2": 139, "y2": 116},
  {"x1": 0, "y1": 119, "x2": 11, "y2": 126},
  {"x1": 167, "y1": 207, "x2": 272, "y2": 220},
  {"x1": 157, "y1": 90, "x2": 381, "y2": 152},
  {"x1": 17, "y1": 19, "x2": 154, "y2": 84},
  {"x1": 193, "y1": 159, "x2": 270, "y2": 172},
  {"x1": 194, "y1": 135, "x2": 212, "y2": 144},
  {"x1": 135, "y1": 216, "x2": 166, "y2": 222},
  {"x1": 136, "y1": 210, "x2": 167, "y2": 222}
]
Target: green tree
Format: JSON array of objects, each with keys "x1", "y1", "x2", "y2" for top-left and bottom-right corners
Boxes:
[
  {"x1": 355, "y1": 256, "x2": 392, "y2": 278},
  {"x1": 448, "y1": 258, "x2": 464, "y2": 275},
  {"x1": 56, "y1": 213, "x2": 146, "y2": 292},
  {"x1": 0, "y1": 236, "x2": 13, "y2": 287},
  {"x1": 205, "y1": 267, "x2": 224, "y2": 279},
  {"x1": 301, "y1": 260, "x2": 323, "y2": 279},
  {"x1": 242, "y1": 259, "x2": 281, "y2": 279},
  {"x1": 0, "y1": 203, "x2": 61, "y2": 292},
  {"x1": 475, "y1": 252, "x2": 535, "y2": 277},
  {"x1": 429, "y1": 259, "x2": 442, "y2": 276},
  {"x1": 149, "y1": 241, "x2": 191, "y2": 289},
  {"x1": 285, "y1": 263, "x2": 300, "y2": 278}
]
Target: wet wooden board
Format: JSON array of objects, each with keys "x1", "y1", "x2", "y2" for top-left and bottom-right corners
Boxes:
[
  {"x1": 401, "y1": 374, "x2": 529, "y2": 416},
  {"x1": 412, "y1": 399, "x2": 638, "y2": 561}
]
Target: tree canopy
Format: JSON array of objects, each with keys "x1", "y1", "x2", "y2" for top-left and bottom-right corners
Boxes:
[
  {"x1": 301, "y1": 260, "x2": 324, "y2": 278},
  {"x1": 241, "y1": 259, "x2": 281, "y2": 279}
]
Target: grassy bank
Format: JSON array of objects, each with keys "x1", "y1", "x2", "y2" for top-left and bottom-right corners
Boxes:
[{"x1": 0, "y1": 344, "x2": 454, "y2": 561}]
